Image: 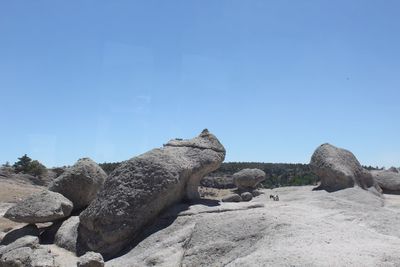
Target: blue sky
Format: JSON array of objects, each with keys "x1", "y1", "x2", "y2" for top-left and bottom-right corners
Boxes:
[{"x1": 1, "y1": 0, "x2": 399, "y2": 167}]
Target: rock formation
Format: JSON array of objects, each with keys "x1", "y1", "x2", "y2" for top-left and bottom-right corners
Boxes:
[
  {"x1": 77, "y1": 251, "x2": 104, "y2": 267},
  {"x1": 78, "y1": 129, "x2": 225, "y2": 258},
  {"x1": 310, "y1": 143, "x2": 379, "y2": 192},
  {"x1": 371, "y1": 170, "x2": 400, "y2": 192},
  {"x1": 221, "y1": 194, "x2": 242, "y2": 202},
  {"x1": 48, "y1": 158, "x2": 107, "y2": 211},
  {"x1": 240, "y1": 192, "x2": 253, "y2": 201},
  {"x1": 4, "y1": 190, "x2": 73, "y2": 223},
  {"x1": 54, "y1": 216, "x2": 80, "y2": 253},
  {"x1": 0, "y1": 246, "x2": 55, "y2": 267},
  {"x1": 233, "y1": 168, "x2": 266, "y2": 191}
]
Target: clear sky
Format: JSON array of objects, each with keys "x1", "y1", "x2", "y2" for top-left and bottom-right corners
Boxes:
[{"x1": 1, "y1": 1, "x2": 399, "y2": 167}]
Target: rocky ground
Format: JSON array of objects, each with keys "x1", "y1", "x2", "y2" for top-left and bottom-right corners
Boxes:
[{"x1": 1, "y1": 176, "x2": 400, "y2": 266}]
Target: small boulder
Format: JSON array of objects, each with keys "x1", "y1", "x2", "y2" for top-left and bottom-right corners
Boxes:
[
  {"x1": 0, "y1": 236, "x2": 39, "y2": 258},
  {"x1": 221, "y1": 194, "x2": 242, "y2": 202},
  {"x1": 310, "y1": 143, "x2": 379, "y2": 192},
  {"x1": 78, "y1": 129, "x2": 225, "y2": 258},
  {"x1": 77, "y1": 251, "x2": 104, "y2": 267},
  {"x1": 4, "y1": 190, "x2": 73, "y2": 223},
  {"x1": 371, "y1": 170, "x2": 400, "y2": 192},
  {"x1": 0, "y1": 246, "x2": 55, "y2": 267},
  {"x1": 54, "y1": 216, "x2": 80, "y2": 253},
  {"x1": 233, "y1": 169, "x2": 266, "y2": 191},
  {"x1": 48, "y1": 158, "x2": 107, "y2": 211},
  {"x1": 240, "y1": 192, "x2": 253, "y2": 202}
]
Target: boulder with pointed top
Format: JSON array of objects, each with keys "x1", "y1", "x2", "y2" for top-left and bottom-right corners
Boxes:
[{"x1": 78, "y1": 129, "x2": 225, "y2": 258}]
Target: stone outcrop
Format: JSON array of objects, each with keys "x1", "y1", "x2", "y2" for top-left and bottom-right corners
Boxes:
[
  {"x1": 78, "y1": 129, "x2": 225, "y2": 258},
  {"x1": 4, "y1": 190, "x2": 73, "y2": 223},
  {"x1": 371, "y1": 170, "x2": 400, "y2": 192},
  {"x1": 48, "y1": 158, "x2": 107, "y2": 211},
  {"x1": 233, "y1": 169, "x2": 266, "y2": 191},
  {"x1": 310, "y1": 143, "x2": 379, "y2": 192},
  {"x1": 77, "y1": 251, "x2": 104, "y2": 267}
]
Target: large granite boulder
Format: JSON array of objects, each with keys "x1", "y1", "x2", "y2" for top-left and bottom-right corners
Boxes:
[
  {"x1": 310, "y1": 143, "x2": 379, "y2": 192},
  {"x1": 371, "y1": 170, "x2": 400, "y2": 192},
  {"x1": 4, "y1": 190, "x2": 73, "y2": 223},
  {"x1": 48, "y1": 158, "x2": 107, "y2": 211},
  {"x1": 233, "y1": 169, "x2": 266, "y2": 191},
  {"x1": 78, "y1": 129, "x2": 225, "y2": 258}
]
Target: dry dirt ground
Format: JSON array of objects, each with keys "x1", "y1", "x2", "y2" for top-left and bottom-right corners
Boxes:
[{"x1": 1, "y1": 179, "x2": 400, "y2": 266}]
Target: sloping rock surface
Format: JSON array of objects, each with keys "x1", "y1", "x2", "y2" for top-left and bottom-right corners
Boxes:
[{"x1": 106, "y1": 186, "x2": 400, "y2": 267}]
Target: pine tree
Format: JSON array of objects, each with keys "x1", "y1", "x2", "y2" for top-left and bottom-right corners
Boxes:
[{"x1": 13, "y1": 154, "x2": 32, "y2": 173}]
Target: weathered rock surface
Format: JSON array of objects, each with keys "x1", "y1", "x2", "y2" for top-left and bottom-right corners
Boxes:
[
  {"x1": 221, "y1": 194, "x2": 242, "y2": 202},
  {"x1": 0, "y1": 236, "x2": 39, "y2": 258},
  {"x1": 48, "y1": 158, "x2": 107, "y2": 211},
  {"x1": 0, "y1": 225, "x2": 40, "y2": 246},
  {"x1": 107, "y1": 186, "x2": 400, "y2": 267},
  {"x1": 0, "y1": 246, "x2": 55, "y2": 267},
  {"x1": 79, "y1": 129, "x2": 225, "y2": 258},
  {"x1": 55, "y1": 216, "x2": 80, "y2": 253},
  {"x1": 241, "y1": 192, "x2": 253, "y2": 201},
  {"x1": 4, "y1": 190, "x2": 73, "y2": 223},
  {"x1": 233, "y1": 168, "x2": 266, "y2": 191},
  {"x1": 107, "y1": 201, "x2": 265, "y2": 267},
  {"x1": 371, "y1": 170, "x2": 400, "y2": 192},
  {"x1": 77, "y1": 251, "x2": 104, "y2": 267},
  {"x1": 310, "y1": 143, "x2": 379, "y2": 192}
]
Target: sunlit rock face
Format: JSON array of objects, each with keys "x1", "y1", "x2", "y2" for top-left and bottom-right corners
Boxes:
[{"x1": 78, "y1": 129, "x2": 225, "y2": 258}]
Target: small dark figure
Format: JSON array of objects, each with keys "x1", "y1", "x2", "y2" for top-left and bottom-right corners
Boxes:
[{"x1": 270, "y1": 194, "x2": 279, "y2": 201}]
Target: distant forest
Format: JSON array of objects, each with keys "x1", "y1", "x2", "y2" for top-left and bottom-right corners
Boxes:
[
  {"x1": 1, "y1": 156, "x2": 389, "y2": 189},
  {"x1": 98, "y1": 161, "x2": 386, "y2": 189}
]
